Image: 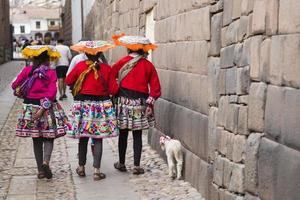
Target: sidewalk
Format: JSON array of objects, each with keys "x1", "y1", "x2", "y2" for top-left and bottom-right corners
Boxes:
[
  {"x1": 60, "y1": 98, "x2": 141, "y2": 200},
  {"x1": 0, "y1": 61, "x2": 204, "y2": 200}
]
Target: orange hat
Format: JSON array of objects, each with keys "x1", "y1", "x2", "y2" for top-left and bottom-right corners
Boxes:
[
  {"x1": 112, "y1": 33, "x2": 157, "y2": 52},
  {"x1": 70, "y1": 40, "x2": 115, "y2": 55}
]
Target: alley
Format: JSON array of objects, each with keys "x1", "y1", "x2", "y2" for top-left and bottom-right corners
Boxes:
[{"x1": 0, "y1": 61, "x2": 203, "y2": 200}]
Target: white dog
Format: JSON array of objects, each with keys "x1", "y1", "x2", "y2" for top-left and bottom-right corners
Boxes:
[{"x1": 159, "y1": 135, "x2": 183, "y2": 180}]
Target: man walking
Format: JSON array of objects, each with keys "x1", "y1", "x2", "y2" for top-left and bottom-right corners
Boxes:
[{"x1": 55, "y1": 39, "x2": 72, "y2": 100}]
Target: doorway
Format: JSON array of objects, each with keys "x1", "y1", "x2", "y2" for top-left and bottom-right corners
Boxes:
[{"x1": 145, "y1": 9, "x2": 155, "y2": 61}]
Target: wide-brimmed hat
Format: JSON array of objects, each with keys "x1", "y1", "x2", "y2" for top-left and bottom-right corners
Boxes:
[
  {"x1": 112, "y1": 33, "x2": 157, "y2": 52},
  {"x1": 70, "y1": 40, "x2": 115, "y2": 55},
  {"x1": 22, "y1": 45, "x2": 61, "y2": 60}
]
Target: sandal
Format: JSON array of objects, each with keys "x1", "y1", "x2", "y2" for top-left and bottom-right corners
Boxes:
[
  {"x1": 76, "y1": 166, "x2": 86, "y2": 177},
  {"x1": 93, "y1": 172, "x2": 106, "y2": 181},
  {"x1": 114, "y1": 162, "x2": 127, "y2": 172},
  {"x1": 37, "y1": 172, "x2": 46, "y2": 179},
  {"x1": 132, "y1": 167, "x2": 145, "y2": 175},
  {"x1": 41, "y1": 164, "x2": 53, "y2": 179}
]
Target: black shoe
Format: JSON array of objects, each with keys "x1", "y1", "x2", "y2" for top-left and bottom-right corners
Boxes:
[
  {"x1": 59, "y1": 96, "x2": 64, "y2": 101},
  {"x1": 41, "y1": 164, "x2": 53, "y2": 179},
  {"x1": 62, "y1": 94, "x2": 67, "y2": 99}
]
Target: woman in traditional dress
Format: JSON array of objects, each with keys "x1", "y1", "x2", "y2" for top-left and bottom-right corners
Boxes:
[
  {"x1": 65, "y1": 40, "x2": 119, "y2": 181},
  {"x1": 111, "y1": 34, "x2": 161, "y2": 175},
  {"x1": 12, "y1": 45, "x2": 68, "y2": 179}
]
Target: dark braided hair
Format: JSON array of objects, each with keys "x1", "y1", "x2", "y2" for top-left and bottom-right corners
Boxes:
[{"x1": 29, "y1": 50, "x2": 50, "y2": 76}]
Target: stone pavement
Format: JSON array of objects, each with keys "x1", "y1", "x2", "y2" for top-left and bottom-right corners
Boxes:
[{"x1": 0, "y1": 61, "x2": 204, "y2": 200}]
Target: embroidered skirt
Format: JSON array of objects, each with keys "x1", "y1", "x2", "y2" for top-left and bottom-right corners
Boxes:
[
  {"x1": 16, "y1": 102, "x2": 68, "y2": 138},
  {"x1": 115, "y1": 96, "x2": 155, "y2": 131},
  {"x1": 67, "y1": 99, "x2": 119, "y2": 139}
]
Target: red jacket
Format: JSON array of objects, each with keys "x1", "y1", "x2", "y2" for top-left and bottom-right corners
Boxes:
[
  {"x1": 111, "y1": 55, "x2": 161, "y2": 99},
  {"x1": 65, "y1": 61, "x2": 118, "y2": 96}
]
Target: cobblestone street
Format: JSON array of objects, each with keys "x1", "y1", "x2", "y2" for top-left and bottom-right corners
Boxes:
[{"x1": 0, "y1": 61, "x2": 203, "y2": 200}]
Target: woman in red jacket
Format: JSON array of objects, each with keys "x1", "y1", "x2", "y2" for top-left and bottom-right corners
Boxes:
[
  {"x1": 65, "y1": 41, "x2": 118, "y2": 181},
  {"x1": 111, "y1": 34, "x2": 161, "y2": 175}
]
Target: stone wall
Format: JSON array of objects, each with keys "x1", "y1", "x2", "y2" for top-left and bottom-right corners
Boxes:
[
  {"x1": 83, "y1": 0, "x2": 300, "y2": 199},
  {"x1": 0, "y1": 0, "x2": 12, "y2": 64},
  {"x1": 61, "y1": 0, "x2": 72, "y2": 46}
]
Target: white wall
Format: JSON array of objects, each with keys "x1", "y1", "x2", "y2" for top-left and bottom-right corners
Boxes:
[
  {"x1": 13, "y1": 23, "x2": 31, "y2": 35},
  {"x1": 83, "y1": 0, "x2": 95, "y2": 20},
  {"x1": 30, "y1": 19, "x2": 48, "y2": 32},
  {"x1": 71, "y1": 0, "x2": 82, "y2": 44}
]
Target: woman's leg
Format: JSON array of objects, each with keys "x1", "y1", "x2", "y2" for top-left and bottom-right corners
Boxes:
[
  {"x1": 132, "y1": 130, "x2": 143, "y2": 167},
  {"x1": 93, "y1": 139, "x2": 103, "y2": 169},
  {"x1": 78, "y1": 137, "x2": 89, "y2": 167},
  {"x1": 32, "y1": 138, "x2": 43, "y2": 172},
  {"x1": 118, "y1": 129, "x2": 129, "y2": 164},
  {"x1": 43, "y1": 138, "x2": 54, "y2": 163}
]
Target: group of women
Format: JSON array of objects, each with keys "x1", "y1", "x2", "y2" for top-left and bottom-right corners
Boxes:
[{"x1": 11, "y1": 34, "x2": 161, "y2": 180}]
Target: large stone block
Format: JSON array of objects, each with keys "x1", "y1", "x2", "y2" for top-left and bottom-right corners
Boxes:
[
  {"x1": 229, "y1": 163, "x2": 245, "y2": 194},
  {"x1": 210, "y1": 0, "x2": 224, "y2": 14},
  {"x1": 259, "y1": 38, "x2": 271, "y2": 82},
  {"x1": 225, "y1": 67, "x2": 237, "y2": 95},
  {"x1": 223, "y1": 20, "x2": 239, "y2": 46},
  {"x1": 226, "y1": 132, "x2": 235, "y2": 160},
  {"x1": 233, "y1": 43, "x2": 243, "y2": 66},
  {"x1": 249, "y1": 36, "x2": 263, "y2": 81},
  {"x1": 197, "y1": 160, "x2": 213, "y2": 199},
  {"x1": 216, "y1": 127, "x2": 228, "y2": 155},
  {"x1": 210, "y1": 13, "x2": 223, "y2": 56},
  {"x1": 241, "y1": 0, "x2": 254, "y2": 15},
  {"x1": 233, "y1": 135, "x2": 246, "y2": 163},
  {"x1": 245, "y1": 193, "x2": 261, "y2": 200},
  {"x1": 232, "y1": 0, "x2": 242, "y2": 20},
  {"x1": 265, "y1": 85, "x2": 300, "y2": 150},
  {"x1": 217, "y1": 96, "x2": 230, "y2": 127},
  {"x1": 239, "y1": 38, "x2": 251, "y2": 67},
  {"x1": 278, "y1": 0, "x2": 300, "y2": 34},
  {"x1": 218, "y1": 69, "x2": 226, "y2": 95},
  {"x1": 252, "y1": 0, "x2": 266, "y2": 34},
  {"x1": 269, "y1": 34, "x2": 300, "y2": 88},
  {"x1": 211, "y1": 183, "x2": 220, "y2": 200},
  {"x1": 220, "y1": 190, "x2": 245, "y2": 200},
  {"x1": 223, "y1": 158, "x2": 234, "y2": 188},
  {"x1": 237, "y1": 105, "x2": 249, "y2": 135},
  {"x1": 237, "y1": 66, "x2": 250, "y2": 95},
  {"x1": 245, "y1": 133, "x2": 262, "y2": 195},
  {"x1": 208, "y1": 107, "x2": 219, "y2": 161},
  {"x1": 266, "y1": 0, "x2": 278, "y2": 35},
  {"x1": 223, "y1": 0, "x2": 233, "y2": 26},
  {"x1": 221, "y1": 45, "x2": 235, "y2": 69},
  {"x1": 258, "y1": 138, "x2": 300, "y2": 200},
  {"x1": 213, "y1": 155, "x2": 225, "y2": 186},
  {"x1": 208, "y1": 57, "x2": 221, "y2": 106},
  {"x1": 238, "y1": 16, "x2": 248, "y2": 41},
  {"x1": 248, "y1": 82, "x2": 267, "y2": 132},
  {"x1": 225, "y1": 103, "x2": 239, "y2": 133}
]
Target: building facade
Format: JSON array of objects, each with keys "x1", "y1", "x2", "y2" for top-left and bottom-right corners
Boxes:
[
  {"x1": 0, "y1": 0, "x2": 12, "y2": 64},
  {"x1": 11, "y1": 6, "x2": 61, "y2": 42},
  {"x1": 76, "y1": 0, "x2": 300, "y2": 200}
]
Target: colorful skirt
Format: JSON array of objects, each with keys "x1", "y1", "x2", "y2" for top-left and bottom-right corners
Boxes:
[
  {"x1": 115, "y1": 96, "x2": 155, "y2": 131},
  {"x1": 67, "y1": 99, "x2": 119, "y2": 139},
  {"x1": 16, "y1": 102, "x2": 68, "y2": 138}
]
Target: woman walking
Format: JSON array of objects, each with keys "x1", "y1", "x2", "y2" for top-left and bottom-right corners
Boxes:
[
  {"x1": 111, "y1": 34, "x2": 161, "y2": 175},
  {"x1": 65, "y1": 41, "x2": 119, "y2": 180},
  {"x1": 11, "y1": 45, "x2": 68, "y2": 179}
]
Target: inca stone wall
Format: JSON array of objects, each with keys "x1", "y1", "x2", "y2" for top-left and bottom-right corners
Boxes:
[
  {"x1": 0, "y1": 0, "x2": 12, "y2": 64},
  {"x1": 83, "y1": 0, "x2": 300, "y2": 199}
]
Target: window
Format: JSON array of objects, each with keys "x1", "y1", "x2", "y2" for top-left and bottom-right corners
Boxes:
[
  {"x1": 50, "y1": 21, "x2": 55, "y2": 26},
  {"x1": 20, "y1": 26, "x2": 25, "y2": 33},
  {"x1": 36, "y1": 21, "x2": 41, "y2": 29}
]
